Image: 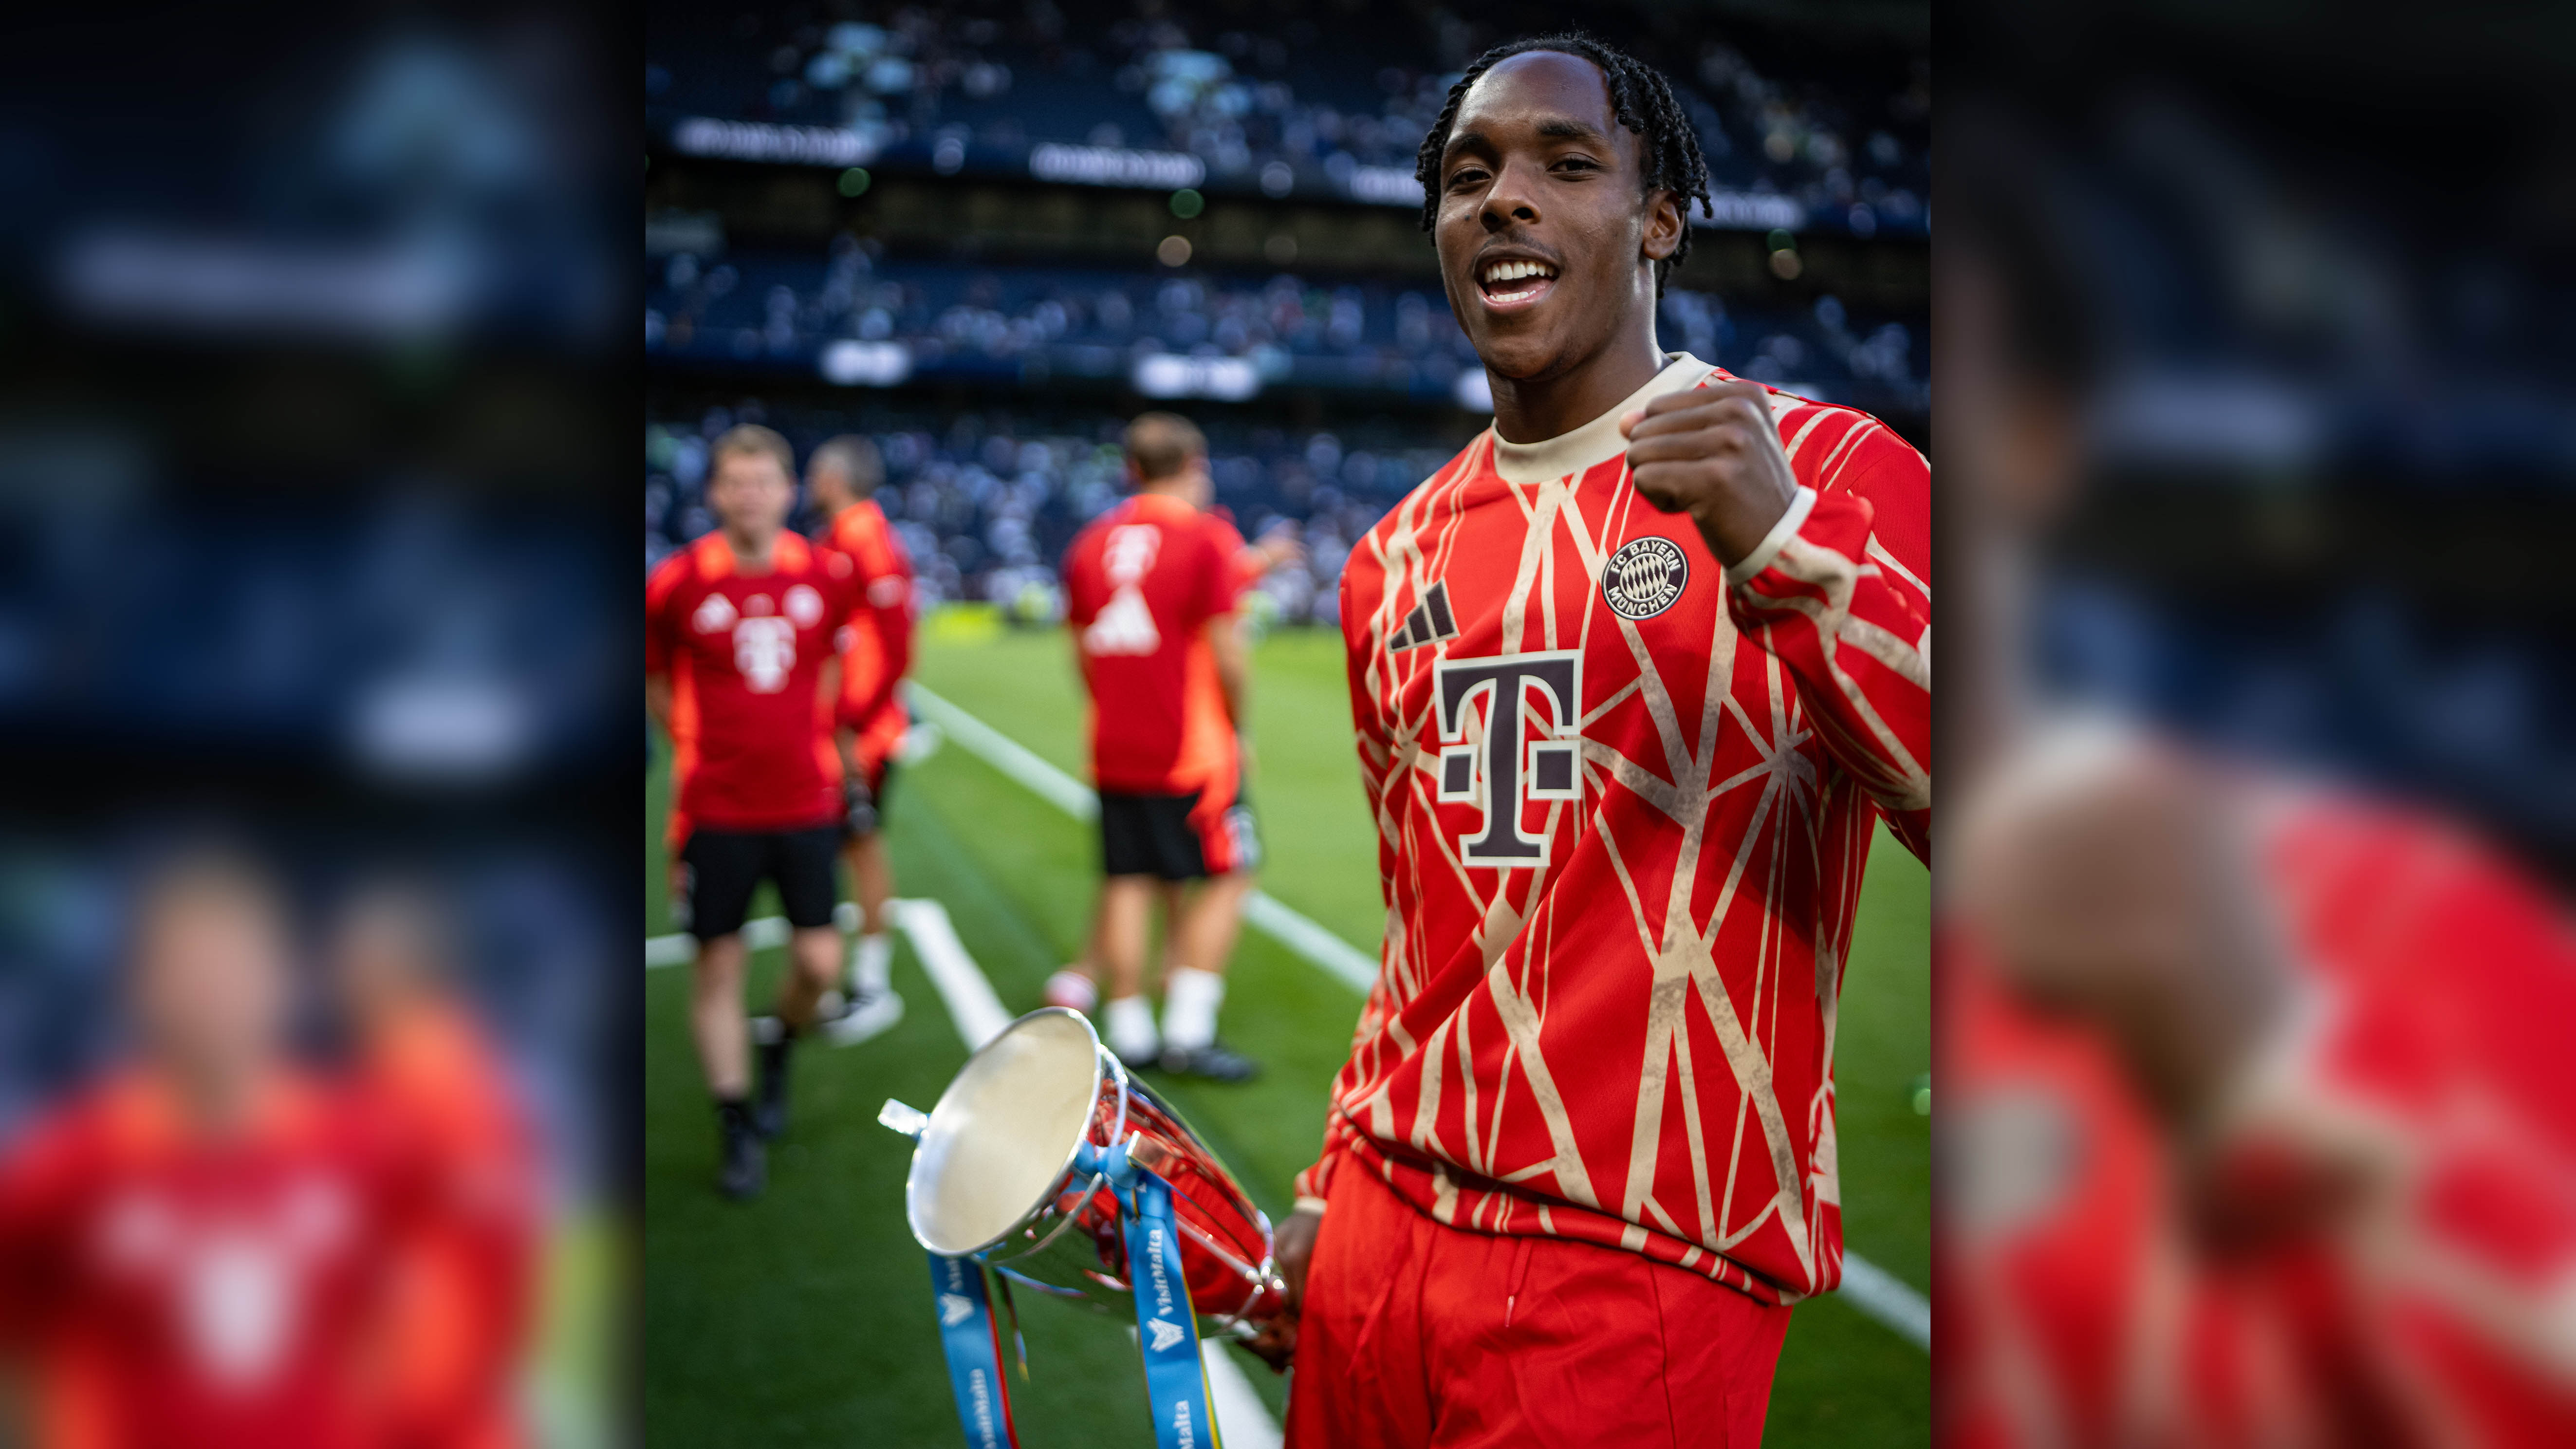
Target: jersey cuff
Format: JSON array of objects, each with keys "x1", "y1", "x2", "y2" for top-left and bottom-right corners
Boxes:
[
  {"x1": 1723, "y1": 485, "x2": 1818, "y2": 587},
  {"x1": 1293, "y1": 1195, "x2": 1330, "y2": 1217}
]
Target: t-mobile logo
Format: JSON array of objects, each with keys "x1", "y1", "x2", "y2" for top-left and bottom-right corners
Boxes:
[{"x1": 1434, "y1": 650, "x2": 1582, "y2": 867}]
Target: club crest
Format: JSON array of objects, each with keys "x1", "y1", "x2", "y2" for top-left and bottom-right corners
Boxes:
[{"x1": 1602, "y1": 536, "x2": 1689, "y2": 620}]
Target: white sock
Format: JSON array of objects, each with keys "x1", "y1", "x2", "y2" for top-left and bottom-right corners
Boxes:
[
  {"x1": 1161, "y1": 967, "x2": 1224, "y2": 1054},
  {"x1": 1044, "y1": 968, "x2": 1098, "y2": 1014},
  {"x1": 1104, "y1": 995, "x2": 1160, "y2": 1062},
  {"x1": 850, "y1": 931, "x2": 894, "y2": 997}
]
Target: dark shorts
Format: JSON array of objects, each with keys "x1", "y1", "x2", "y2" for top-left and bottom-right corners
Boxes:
[
  {"x1": 678, "y1": 824, "x2": 840, "y2": 941},
  {"x1": 1098, "y1": 788, "x2": 1260, "y2": 881},
  {"x1": 840, "y1": 759, "x2": 898, "y2": 841}
]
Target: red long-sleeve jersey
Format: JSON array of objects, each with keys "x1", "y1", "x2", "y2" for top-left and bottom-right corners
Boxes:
[{"x1": 1299, "y1": 353, "x2": 1931, "y2": 1305}]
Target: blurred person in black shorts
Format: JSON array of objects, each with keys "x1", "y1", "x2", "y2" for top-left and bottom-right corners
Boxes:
[
  {"x1": 1046, "y1": 414, "x2": 1263, "y2": 1082},
  {"x1": 646, "y1": 425, "x2": 868, "y2": 1198}
]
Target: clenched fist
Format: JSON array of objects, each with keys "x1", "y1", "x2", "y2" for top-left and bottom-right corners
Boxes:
[{"x1": 1618, "y1": 380, "x2": 1800, "y2": 571}]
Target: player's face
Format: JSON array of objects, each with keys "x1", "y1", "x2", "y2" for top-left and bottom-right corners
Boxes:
[
  {"x1": 1432, "y1": 52, "x2": 1678, "y2": 383},
  {"x1": 133, "y1": 894, "x2": 290, "y2": 1079},
  {"x1": 709, "y1": 452, "x2": 794, "y2": 536}
]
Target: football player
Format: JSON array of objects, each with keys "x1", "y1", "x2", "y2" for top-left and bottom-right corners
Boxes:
[
  {"x1": 1050, "y1": 412, "x2": 1264, "y2": 1082},
  {"x1": 1260, "y1": 36, "x2": 1931, "y2": 1447},
  {"x1": 647, "y1": 426, "x2": 865, "y2": 1198}
]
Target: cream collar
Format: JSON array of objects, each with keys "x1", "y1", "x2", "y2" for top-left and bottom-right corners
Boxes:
[{"x1": 1486, "y1": 352, "x2": 1718, "y2": 486}]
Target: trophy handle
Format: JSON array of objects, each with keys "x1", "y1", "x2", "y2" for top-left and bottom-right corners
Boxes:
[{"x1": 878, "y1": 1098, "x2": 930, "y2": 1139}]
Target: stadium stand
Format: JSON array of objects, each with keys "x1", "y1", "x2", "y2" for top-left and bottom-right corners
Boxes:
[
  {"x1": 644, "y1": 3, "x2": 1930, "y2": 627},
  {"x1": 646, "y1": 0, "x2": 1929, "y2": 238},
  {"x1": 645, "y1": 248, "x2": 1925, "y2": 404}
]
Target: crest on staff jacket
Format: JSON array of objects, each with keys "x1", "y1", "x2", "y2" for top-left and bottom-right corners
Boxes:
[{"x1": 1603, "y1": 536, "x2": 1688, "y2": 620}]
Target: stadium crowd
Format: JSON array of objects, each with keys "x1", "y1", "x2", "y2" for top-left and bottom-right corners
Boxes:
[
  {"x1": 645, "y1": 241, "x2": 1926, "y2": 409},
  {"x1": 644, "y1": 0, "x2": 1929, "y2": 236}
]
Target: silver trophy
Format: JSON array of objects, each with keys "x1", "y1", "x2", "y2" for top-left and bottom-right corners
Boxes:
[{"x1": 879, "y1": 1006, "x2": 1288, "y2": 1338}]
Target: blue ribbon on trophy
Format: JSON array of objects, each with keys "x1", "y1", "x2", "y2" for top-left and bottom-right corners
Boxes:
[
  {"x1": 1085, "y1": 1135, "x2": 1221, "y2": 1449},
  {"x1": 925, "y1": 1251, "x2": 1019, "y2": 1449},
  {"x1": 881, "y1": 1010, "x2": 1286, "y2": 1449}
]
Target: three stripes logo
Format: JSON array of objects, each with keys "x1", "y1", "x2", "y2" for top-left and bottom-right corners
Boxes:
[{"x1": 1389, "y1": 580, "x2": 1458, "y2": 653}]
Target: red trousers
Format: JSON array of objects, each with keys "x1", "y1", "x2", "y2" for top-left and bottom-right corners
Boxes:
[{"x1": 1284, "y1": 1159, "x2": 1794, "y2": 1448}]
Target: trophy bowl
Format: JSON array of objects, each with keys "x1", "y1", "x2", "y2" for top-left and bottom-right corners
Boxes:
[{"x1": 889, "y1": 1007, "x2": 1286, "y2": 1336}]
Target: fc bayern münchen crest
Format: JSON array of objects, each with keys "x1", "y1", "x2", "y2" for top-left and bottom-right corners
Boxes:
[{"x1": 1602, "y1": 536, "x2": 1689, "y2": 619}]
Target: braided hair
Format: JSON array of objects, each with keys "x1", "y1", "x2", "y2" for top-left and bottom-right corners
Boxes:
[{"x1": 1412, "y1": 33, "x2": 1712, "y2": 297}]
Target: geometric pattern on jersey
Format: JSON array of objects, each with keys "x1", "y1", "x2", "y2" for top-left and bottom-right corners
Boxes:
[{"x1": 1299, "y1": 353, "x2": 1933, "y2": 1307}]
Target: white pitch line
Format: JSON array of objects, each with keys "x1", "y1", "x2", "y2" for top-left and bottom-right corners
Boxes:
[
  {"x1": 1239, "y1": 892, "x2": 1378, "y2": 993},
  {"x1": 889, "y1": 897, "x2": 1011, "y2": 1049},
  {"x1": 907, "y1": 681, "x2": 1098, "y2": 820},
  {"x1": 908, "y1": 681, "x2": 1374, "y2": 993},
  {"x1": 1838, "y1": 1252, "x2": 1932, "y2": 1350},
  {"x1": 1200, "y1": 1336, "x2": 1284, "y2": 1449},
  {"x1": 897, "y1": 679, "x2": 1935, "y2": 1353}
]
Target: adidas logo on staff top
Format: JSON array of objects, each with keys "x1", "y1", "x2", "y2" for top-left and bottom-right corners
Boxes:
[
  {"x1": 1082, "y1": 523, "x2": 1164, "y2": 655},
  {"x1": 1389, "y1": 580, "x2": 1459, "y2": 652}
]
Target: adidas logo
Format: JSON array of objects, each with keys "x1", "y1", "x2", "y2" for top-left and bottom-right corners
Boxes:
[
  {"x1": 1146, "y1": 1317, "x2": 1186, "y2": 1352},
  {"x1": 939, "y1": 1293, "x2": 975, "y2": 1327},
  {"x1": 1083, "y1": 585, "x2": 1162, "y2": 655},
  {"x1": 1389, "y1": 580, "x2": 1458, "y2": 653}
]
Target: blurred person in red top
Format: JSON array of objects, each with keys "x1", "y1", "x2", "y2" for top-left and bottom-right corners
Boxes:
[
  {"x1": 1047, "y1": 411, "x2": 1263, "y2": 1082},
  {"x1": 1047, "y1": 444, "x2": 1306, "y2": 1024},
  {"x1": 0, "y1": 849, "x2": 424, "y2": 1449},
  {"x1": 804, "y1": 435, "x2": 914, "y2": 1047},
  {"x1": 1938, "y1": 107, "x2": 2576, "y2": 1447},
  {"x1": 645, "y1": 425, "x2": 863, "y2": 1199},
  {"x1": 331, "y1": 881, "x2": 537, "y2": 1449},
  {"x1": 1262, "y1": 37, "x2": 1931, "y2": 1446},
  {"x1": 1948, "y1": 727, "x2": 2576, "y2": 1449}
]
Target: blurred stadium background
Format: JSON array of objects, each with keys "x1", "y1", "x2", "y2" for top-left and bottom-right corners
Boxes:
[
  {"x1": 1940, "y1": 3, "x2": 2576, "y2": 1443},
  {"x1": 643, "y1": 1, "x2": 1930, "y2": 1446},
  {"x1": 0, "y1": 4, "x2": 633, "y2": 1447}
]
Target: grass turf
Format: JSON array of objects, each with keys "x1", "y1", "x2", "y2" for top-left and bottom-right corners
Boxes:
[{"x1": 644, "y1": 622, "x2": 1927, "y2": 1447}]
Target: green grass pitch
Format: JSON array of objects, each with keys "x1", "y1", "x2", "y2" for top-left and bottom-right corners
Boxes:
[{"x1": 644, "y1": 622, "x2": 1928, "y2": 1447}]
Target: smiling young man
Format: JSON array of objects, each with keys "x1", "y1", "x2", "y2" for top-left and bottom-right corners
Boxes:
[{"x1": 1261, "y1": 34, "x2": 1931, "y2": 1447}]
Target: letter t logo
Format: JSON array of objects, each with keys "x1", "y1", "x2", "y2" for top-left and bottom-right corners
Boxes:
[{"x1": 1434, "y1": 650, "x2": 1582, "y2": 867}]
